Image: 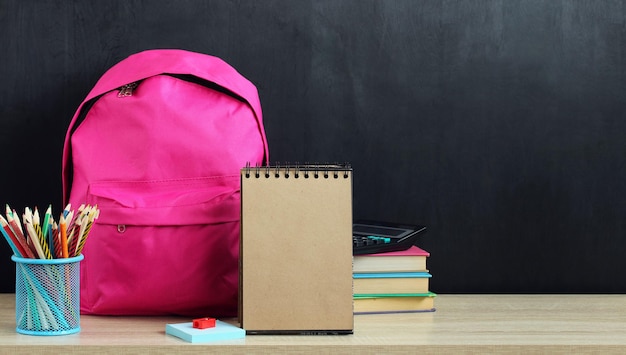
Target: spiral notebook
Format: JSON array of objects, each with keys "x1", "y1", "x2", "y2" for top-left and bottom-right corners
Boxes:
[{"x1": 239, "y1": 164, "x2": 353, "y2": 334}]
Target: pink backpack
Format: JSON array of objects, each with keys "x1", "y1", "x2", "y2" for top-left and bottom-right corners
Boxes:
[{"x1": 62, "y1": 49, "x2": 269, "y2": 316}]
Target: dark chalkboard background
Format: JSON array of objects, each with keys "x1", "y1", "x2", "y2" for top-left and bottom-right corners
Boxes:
[{"x1": 1, "y1": 1, "x2": 625, "y2": 293}]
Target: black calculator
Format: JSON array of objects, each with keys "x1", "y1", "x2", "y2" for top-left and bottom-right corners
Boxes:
[{"x1": 352, "y1": 221, "x2": 426, "y2": 255}]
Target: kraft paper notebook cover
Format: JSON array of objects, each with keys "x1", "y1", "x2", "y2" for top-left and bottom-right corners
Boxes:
[{"x1": 239, "y1": 164, "x2": 353, "y2": 334}]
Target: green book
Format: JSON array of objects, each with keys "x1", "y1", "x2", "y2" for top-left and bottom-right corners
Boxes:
[{"x1": 354, "y1": 292, "x2": 437, "y2": 314}]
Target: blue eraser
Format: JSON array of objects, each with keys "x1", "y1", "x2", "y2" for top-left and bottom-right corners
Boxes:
[{"x1": 166, "y1": 320, "x2": 245, "y2": 343}]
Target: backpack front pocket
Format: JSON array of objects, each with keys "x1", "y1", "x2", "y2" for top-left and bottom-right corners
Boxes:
[{"x1": 80, "y1": 176, "x2": 241, "y2": 316}]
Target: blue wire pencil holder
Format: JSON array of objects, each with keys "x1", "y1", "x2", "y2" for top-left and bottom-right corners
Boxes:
[{"x1": 12, "y1": 254, "x2": 84, "y2": 336}]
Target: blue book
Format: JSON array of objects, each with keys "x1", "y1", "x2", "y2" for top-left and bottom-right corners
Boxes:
[
  {"x1": 353, "y1": 272, "x2": 432, "y2": 279},
  {"x1": 165, "y1": 320, "x2": 245, "y2": 343}
]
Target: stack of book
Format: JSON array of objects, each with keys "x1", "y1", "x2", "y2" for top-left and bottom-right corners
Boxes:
[{"x1": 353, "y1": 245, "x2": 436, "y2": 314}]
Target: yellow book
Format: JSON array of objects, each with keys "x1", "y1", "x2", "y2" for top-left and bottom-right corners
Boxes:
[{"x1": 353, "y1": 272, "x2": 431, "y2": 295}]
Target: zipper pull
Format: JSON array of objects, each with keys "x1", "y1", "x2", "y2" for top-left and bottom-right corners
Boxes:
[{"x1": 117, "y1": 82, "x2": 138, "y2": 97}]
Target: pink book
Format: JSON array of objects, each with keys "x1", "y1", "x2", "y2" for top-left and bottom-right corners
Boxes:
[{"x1": 366, "y1": 245, "x2": 429, "y2": 257}]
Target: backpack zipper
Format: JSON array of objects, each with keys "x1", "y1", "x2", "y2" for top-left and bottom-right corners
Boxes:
[{"x1": 117, "y1": 82, "x2": 138, "y2": 97}]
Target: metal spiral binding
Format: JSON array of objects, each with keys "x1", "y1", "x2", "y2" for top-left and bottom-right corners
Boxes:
[
  {"x1": 244, "y1": 162, "x2": 251, "y2": 178},
  {"x1": 274, "y1": 163, "x2": 281, "y2": 178},
  {"x1": 244, "y1": 162, "x2": 351, "y2": 179}
]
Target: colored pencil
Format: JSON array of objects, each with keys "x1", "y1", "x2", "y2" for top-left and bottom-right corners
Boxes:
[
  {"x1": 1, "y1": 204, "x2": 99, "y2": 259},
  {"x1": 60, "y1": 215, "x2": 69, "y2": 259},
  {"x1": 0, "y1": 215, "x2": 28, "y2": 257},
  {"x1": 52, "y1": 221, "x2": 61, "y2": 259},
  {"x1": 75, "y1": 206, "x2": 98, "y2": 257},
  {"x1": 23, "y1": 210, "x2": 47, "y2": 260},
  {"x1": 42, "y1": 205, "x2": 52, "y2": 253},
  {"x1": 5, "y1": 208, "x2": 36, "y2": 258},
  {"x1": 67, "y1": 215, "x2": 83, "y2": 258}
]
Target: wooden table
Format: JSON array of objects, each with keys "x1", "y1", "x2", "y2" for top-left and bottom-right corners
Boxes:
[{"x1": 1, "y1": 294, "x2": 625, "y2": 353}]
